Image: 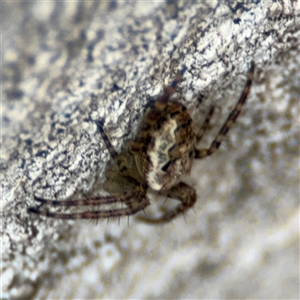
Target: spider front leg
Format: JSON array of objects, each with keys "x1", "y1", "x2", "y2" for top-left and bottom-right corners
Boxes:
[
  {"x1": 195, "y1": 61, "x2": 255, "y2": 159},
  {"x1": 96, "y1": 120, "x2": 119, "y2": 160},
  {"x1": 137, "y1": 182, "x2": 196, "y2": 224},
  {"x1": 28, "y1": 192, "x2": 150, "y2": 220}
]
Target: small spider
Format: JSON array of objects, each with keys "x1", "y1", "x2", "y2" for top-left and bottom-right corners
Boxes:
[{"x1": 28, "y1": 62, "x2": 255, "y2": 224}]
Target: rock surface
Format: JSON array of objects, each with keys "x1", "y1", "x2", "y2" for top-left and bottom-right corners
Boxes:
[{"x1": 1, "y1": 1, "x2": 299, "y2": 299}]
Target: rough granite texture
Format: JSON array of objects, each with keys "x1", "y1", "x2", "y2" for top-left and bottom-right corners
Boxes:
[{"x1": 1, "y1": 1, "x2": 299, "y2": 299}]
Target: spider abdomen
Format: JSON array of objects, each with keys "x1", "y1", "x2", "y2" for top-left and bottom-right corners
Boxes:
[{"x1": 132, "y1": 102, "x2": 196, "y2": 191}]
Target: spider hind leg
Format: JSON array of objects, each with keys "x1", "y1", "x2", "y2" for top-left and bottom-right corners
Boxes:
[{"x1": 196, "y1": 106, "x2": 215, "y2": 143}]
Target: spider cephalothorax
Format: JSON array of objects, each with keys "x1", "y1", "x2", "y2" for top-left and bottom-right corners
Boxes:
[{"x1": 29, "y1": 62, "x2": 255, "y2": 224}]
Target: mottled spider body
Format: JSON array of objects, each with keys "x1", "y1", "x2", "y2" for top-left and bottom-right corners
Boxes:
[
  {"x1": 103, "y1": 102, "x2": 195, "y2": 194},
  {"x1": 29, "y1": 62, "x2": 255, "y2": 224},
  {"x1": 131, "y1": 102, "x2": 196, "y2": 191}
]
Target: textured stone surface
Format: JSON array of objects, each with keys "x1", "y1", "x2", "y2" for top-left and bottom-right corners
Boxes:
[{"x1": 1, "y1": 1, "x2": 299, "y2": 299}]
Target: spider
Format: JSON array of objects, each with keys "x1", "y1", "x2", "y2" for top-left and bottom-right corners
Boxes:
[{"x1": 28, "y1": 61, "x2": 255, "y2": 224}]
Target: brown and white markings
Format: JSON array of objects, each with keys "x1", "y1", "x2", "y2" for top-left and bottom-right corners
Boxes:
[{"x1": 28, "y1": 62, "x2": 255, "y2": 224}]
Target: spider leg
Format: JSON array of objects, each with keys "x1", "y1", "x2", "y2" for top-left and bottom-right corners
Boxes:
[
  {"x1": 96, "y1": 120, "x2": 118, "y2": 160},
  {"x1": 31, "y1": 191, "x2": 137, "y2": 207},
  {"x1": 155, "y1": 66, "x2": 187, "y2": 106},
  {"x1": 28, "y1": 195, "x2": 150, "y2": 220},
  {"x1": 196, "y1": 106, "x2": 215, "y2": 143},
  {"x1": 159, "y1": 71, "x2": 184, "y2": 103},
  {"x1": 137, "y1": 182, "x2": 196, "y2": 224},
  {"x1": 195, "y1": 61, "x2": 255, "y2": 159}
]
